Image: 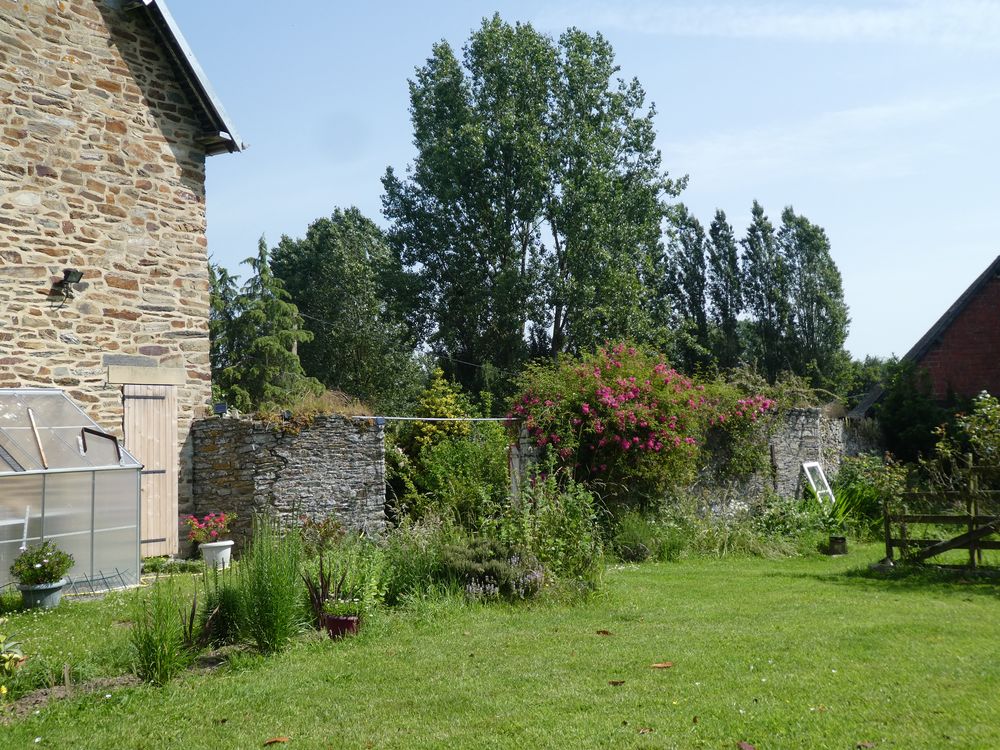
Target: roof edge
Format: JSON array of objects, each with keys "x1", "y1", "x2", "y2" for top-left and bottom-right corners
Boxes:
[
  {"x1": 125, "y1": 0, "x2": 245, "y2": 156},
  {"x1": 900, "y1": 254, "x2": 1000, "y2": 366},
  {"x1": 848, "y1": 253, "x2": 1000, "y2": 418}
]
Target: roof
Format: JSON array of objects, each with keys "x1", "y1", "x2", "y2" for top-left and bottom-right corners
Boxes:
[
  {"x1": 849, "y1": 254, "x2": 1000, "y2": 418},
  {"x1": 0, "y1": 389, "x2": 141, "y2": 476},
  {"x1": 125, "y1": 0, "x2": 245, "y2": 156}
]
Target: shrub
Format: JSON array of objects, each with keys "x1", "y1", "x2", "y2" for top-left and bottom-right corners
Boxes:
[
  {"x1": 10, "y1": 541, "x2": 74, "y2": 586},
  {"x1": 438, "y1": 538, "x2": 544, "y2": 601},
  {"x1": 412, "y1": 421, "x2": 511, "y2": 529},
  {"x1": 830, "y1": 454, "x2": 906, "y2": 538},
  {"x1": 488, "y1": 463, "x2": 603, "y2": 585},
  {"x1": 611, "y1": 511, "x2": 688, "y2": 563},
  {"x1": 380, "y1": 517, "x2": 458, "y2": 605},
  {"x1": 128, "y1": 578, "x2": 196, "y2": 686},
  {"x1": 238, "y1": 515, "x2": 306, "y2": 654},
  {"x1": 511, "y1": 343, "x2": 777, "y2": 507}
]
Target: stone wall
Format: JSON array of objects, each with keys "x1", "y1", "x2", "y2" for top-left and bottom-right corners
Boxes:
[
  {"x1": 192, "y1": 415, "x2": 387, "y2": 548},
  {"x1": 0, "y1": 1, "x2": 218, "y2": 519}
]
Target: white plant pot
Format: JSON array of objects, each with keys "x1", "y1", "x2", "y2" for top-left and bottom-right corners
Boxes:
[{"x1": 199, "y1": 540, "x2": 234, "y2": 569}]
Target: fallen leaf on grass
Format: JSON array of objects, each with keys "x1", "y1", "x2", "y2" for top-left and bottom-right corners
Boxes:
[
  {"x1": 638, "y1": 727, "x2": 654, "y2": 734},
  {"x1": 650, "y1": 662, "x2": 674, "y2": 669},
  {"x1": 596, "y1": 629, "x2": 613, "y2": 636},
  {"x1": 609, "y1": 680, "x2": 625, "y2": 686},
  {"x1": 737, "y1": 742, "x2": 756, "y2": 750},
  {"x1": 263, "y1": 739, "x2": 289, "y2": 746}
]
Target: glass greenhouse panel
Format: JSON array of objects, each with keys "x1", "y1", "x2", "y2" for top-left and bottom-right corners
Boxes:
[
  {"x1": 0, "y1": 474, "x2": 44, "y2": 579},
  {"x1": 42, "y1": 472, "x2": 93, "y2": 577},
  {"x1": 0, "y1": 390, "x2": 142, "y2": 590}
]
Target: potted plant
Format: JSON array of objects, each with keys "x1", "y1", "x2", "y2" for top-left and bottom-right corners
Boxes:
[
  {"x1": 302, "y1": 553, "x2": 360, "y2": 639},
  {"x1": 10, "y1": 540, "x2": 74, "y2": 609},
  {"x1": 185, "y1": 512, "x2": 237, "y2": 569},
  {"x1": 321, "y1": 599, "x2": 362, "y2": 639}
]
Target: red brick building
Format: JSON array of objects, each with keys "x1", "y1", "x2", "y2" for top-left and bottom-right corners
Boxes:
[{"x1": 852, "y1": 254, "x2": 1000, "y2": 415}]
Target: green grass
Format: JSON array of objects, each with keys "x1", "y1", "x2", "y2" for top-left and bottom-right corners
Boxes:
[{"x1": 4, "y1": 546, "x2": 1000, "y2": 748}]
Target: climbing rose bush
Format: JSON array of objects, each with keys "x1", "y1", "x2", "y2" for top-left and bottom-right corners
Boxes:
[{"x1": 510, "y1": 344, "x2": 776, "y2": 499}]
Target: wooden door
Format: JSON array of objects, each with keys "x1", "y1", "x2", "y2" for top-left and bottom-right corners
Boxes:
[{"x1": 123, "y1": 384, "x2": 178, "y2": 557}]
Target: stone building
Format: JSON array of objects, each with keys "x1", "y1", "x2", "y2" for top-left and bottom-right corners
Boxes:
[{"x1": 0, "y1": 0, "x2": 242, "y2": 555}]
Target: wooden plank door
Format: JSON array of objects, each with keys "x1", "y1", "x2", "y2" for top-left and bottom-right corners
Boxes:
[{"x1": 123, "y1": 384, "x2": 178, "y2": 557}]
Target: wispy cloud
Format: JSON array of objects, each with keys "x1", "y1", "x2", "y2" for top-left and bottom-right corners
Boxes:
[
  {"x1": 664, "y1": 92, "x2": 996, "y2": 188},
  {"x1": 535, "y1": 1, "x2": 1000, "y2": 50}
]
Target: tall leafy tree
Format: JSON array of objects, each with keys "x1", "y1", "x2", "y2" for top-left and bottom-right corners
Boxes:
[
  {"x1": 778, "y1": 206, "x2": 850, "y2": 391},
  {"x1": 208, "y1": 261, "x2": 240, "y2": 395},
  {"x1": 667, "y1": 204, "x2": 711, "y2": 371},
  {"x1": 706, "y1": 209, "x2": 743, "y2": 370},
  {"x1": 741, "y1": 201, "x2": 790, "y2": 381},
  {"x1": 382, "y1": 15, "x2": 681, "y2": 398},
  {"x1": 270, "y1": 207, "x2": 422, "y2": 413},
  {"x1": 215, "y1": 237, "x2": 321, "y2": 412}
]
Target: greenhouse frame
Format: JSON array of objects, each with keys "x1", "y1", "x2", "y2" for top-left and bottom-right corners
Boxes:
[{"x1": 0, "y1": 389, "x2": 142, "y2": 591}]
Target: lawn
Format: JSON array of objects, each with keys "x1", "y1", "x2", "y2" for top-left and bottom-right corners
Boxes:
[{"x1": 4, "y1": 545, "x2": 999, "y2": 749}]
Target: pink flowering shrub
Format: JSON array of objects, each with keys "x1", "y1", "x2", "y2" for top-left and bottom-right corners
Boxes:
[
  {"x1": 510, "y1": 343, "x2": 777, "y2": 501},
  {"x1": 184, "y1": 512, "x2": 236, "y2": 544}
]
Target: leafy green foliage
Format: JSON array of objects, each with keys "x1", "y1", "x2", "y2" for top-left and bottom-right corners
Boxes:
[
  {"x1": 438, "y1": 538, "x2": 544, "y2": 601},
  {"x1": 270, "y1": 208, "x2": 423, "y2": 413},
  {"x1": 706, "y1": 209, "x2": 743, "y2": 370},
  {"x1": 237, "y1": 515, "x2": 306, "y2": 654},
  {"x1": 383, "y1": 16, "x2": 682, "y2": 397},
  {"x1": 831, "y1": 454, "x2": 906, "y2": 538},
  {"x1": 212, "y1": 237, "x2": 322, "y2": 412},
  {"x1": 611, "y1": 511, "x2": 687, "y2": 562},
  {"x1": 10, "y1": 541, "x2": 73, "y2": 586},
  {"x1": 876, "y1": 359, "x2": 949, "y2": 462},
  {"x1": 779, "y1": 206, "x2": 851, "y2": 392},
  {"x1": 200, "y1": 567, "x2": 244, "y2": 647},
  {"x1": 511, "y1": 343, "x2": 778, "y2": 505},
  {"x1": 487, "y1": 464, "x2": 603, "y2": 585},
  {"x1": 127, "y1": 578, "x2": 196, "y2": 686}
]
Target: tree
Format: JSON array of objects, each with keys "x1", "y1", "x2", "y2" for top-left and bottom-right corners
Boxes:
[
  {"x1": 778, "y1": 206, "x2": 850, "y2": 391},
  {"x1": 208, "y1": 261, "x2": 240, "y2": 400},
  {"x1": 214, "y1": 237, "x2": 321, "y2": 412},
  {"x1": 270, "y1": 207, "x2": 422, "y2": 413},
  {"x1": 706, "y1": 209, "x2": 743, "y2": 370},
  {"x1": 741, "y1": 201, "x2": 790, "y2": 381},
  {"x1": 667, "y1": 205, "x2": 711, "y2": 372},
  {"x1": 382, "y1": 15, "x2": 682, "y2": 399}
]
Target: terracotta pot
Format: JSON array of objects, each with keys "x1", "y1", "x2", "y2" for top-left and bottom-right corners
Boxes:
[{"x1": 320, "y1": 613, "x2": 360, "y2": 639}]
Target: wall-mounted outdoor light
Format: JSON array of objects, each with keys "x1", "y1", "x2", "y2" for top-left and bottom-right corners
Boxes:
[{"x1": 48, "y1": 268, "x2": 84, "y2": 308}]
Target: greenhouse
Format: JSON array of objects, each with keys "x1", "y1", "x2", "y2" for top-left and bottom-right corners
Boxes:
[{"x1": 0, "y1": 389, "x2": 141, "y2": 591}]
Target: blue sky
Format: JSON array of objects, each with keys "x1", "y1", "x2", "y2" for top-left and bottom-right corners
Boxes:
[{"x1": 167, "y1": 0, "x2": 1000, "y2": 360}]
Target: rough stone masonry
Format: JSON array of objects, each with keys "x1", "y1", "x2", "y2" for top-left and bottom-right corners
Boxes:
[
  {"x1": 0, "y1": 0, "x2": 220, "y2": 517},
  {"x1": 191, "y1": 415, "x2": 387, "y2": 549}
]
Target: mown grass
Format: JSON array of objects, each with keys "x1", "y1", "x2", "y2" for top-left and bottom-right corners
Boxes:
[{"x1": 4, "y1": 545, "x2": 1000, "y2": 749}]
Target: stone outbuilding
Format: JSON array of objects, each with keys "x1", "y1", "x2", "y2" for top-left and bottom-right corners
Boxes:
[{"x1": 0, "y1": 0, "x2": 242, "y2": 555}]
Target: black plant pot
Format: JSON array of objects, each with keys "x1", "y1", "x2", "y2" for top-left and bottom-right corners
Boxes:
[{"x1": 827, "y1": 535, "x2": 848, "y2": 556}]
